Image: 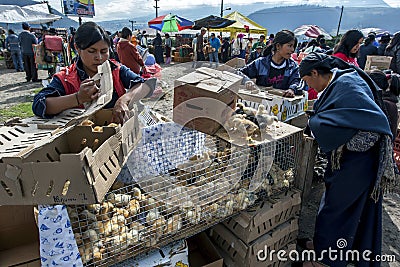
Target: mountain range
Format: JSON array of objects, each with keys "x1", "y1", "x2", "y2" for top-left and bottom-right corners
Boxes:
[{"x1": 1, "y1": 0, "x2": 399, "y2": 36}]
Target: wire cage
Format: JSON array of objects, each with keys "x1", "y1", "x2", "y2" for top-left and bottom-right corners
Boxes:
[{"x1": 67, "y1": 122, "x2": 303, "y2": 266}]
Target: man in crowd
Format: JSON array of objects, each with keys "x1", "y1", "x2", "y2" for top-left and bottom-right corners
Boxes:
[
  {"x1": 252, "y1": 34, "x2": 266, "y2": 50},
  {"x1": 18, "y1": 22, "x2": 39, "y2": 82},
  {"x1": 5, "y1": 29, "x2": 24, "y2": 72},
  {"x1": 196, "y1": 27, "x2": 207, "y2": 61}
]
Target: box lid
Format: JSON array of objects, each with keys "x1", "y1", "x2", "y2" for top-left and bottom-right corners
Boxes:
[
  {"x1": 0, "y1": 60, "x2": 114, "y2": 160},
  {"x1": 176, "y1": 67, "x2": 242, "y2": 94}
]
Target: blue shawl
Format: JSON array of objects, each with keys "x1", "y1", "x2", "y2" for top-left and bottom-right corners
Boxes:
[{"x1": 309, "y1": 69, "x2": 392, "y2": 153}]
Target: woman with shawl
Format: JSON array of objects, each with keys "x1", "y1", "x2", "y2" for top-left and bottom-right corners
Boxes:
[{"x1": 298, "y1": 52, "x2": 398, "y2": 267}]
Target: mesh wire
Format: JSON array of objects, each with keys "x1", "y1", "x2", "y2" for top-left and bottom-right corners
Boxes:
[{"x1": 68, "y1": 124, "x2": 303, "y2": 266}]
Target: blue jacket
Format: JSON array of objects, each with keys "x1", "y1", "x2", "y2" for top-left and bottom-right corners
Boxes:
[
  {"x1": 239, "y1": 54, "x2": 301, "y2": 93},
  {"x1": 5, "y1": 34, "x2": 21, "y2": 52},
  {"x1": 209, "y1": 37, "x2": 221, "y2": 51}
]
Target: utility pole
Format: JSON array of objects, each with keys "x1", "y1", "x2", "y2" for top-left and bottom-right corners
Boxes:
[
  {"x1": 129, "y1": 20, "x2": 136, "y2": 32},
  {"x1": 154, "y1": 0, "x2": 160, "y2": 18},
  {"x1": 220, "y1": 0, "x2": 224, "y2": 17},
  {"x1": 336, "y1": 5, "x2": 344, "y2": 37}
]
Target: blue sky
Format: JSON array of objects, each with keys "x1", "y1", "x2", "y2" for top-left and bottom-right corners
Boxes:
[{"x1": 47, "y1": 0, "x2": 400, "y2": 21}]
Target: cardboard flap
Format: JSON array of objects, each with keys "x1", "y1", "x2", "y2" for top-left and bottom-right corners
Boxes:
[
  {"x1": 65, "y1": 60, "x2": 114, "y2": 127},
  {"x1": 176, "y1": 71, "x2": 211, "y2": 85},
  {"x1": 176, "y1": 67, "x2": 242, "y2": 94},
  {"x1": 5, "y1": 164, "x2": 22, "y2": 181},
  {"x1": 211, "y1": 224, "x2": 248, "y2": 259}
]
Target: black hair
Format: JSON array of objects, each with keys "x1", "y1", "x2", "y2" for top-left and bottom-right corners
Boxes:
[
  {"x1": 306, "y1": 39, "x2": 319, "y2": 48},
  {"x1": 8, "y1": 29, "x2": 15, "y2": 35},
  {"x1": 386, "y1": 31, "x2": 400, "y2": 51},
  {"x1": 319, "y1": 38, "x2": 326, "y2": 44},
  {"x1": 74, "y1": 21, "x2": 110, "y2": 50},
  {"x1": 389, "y1": 74, "x2": 400, "y2": 96},
  {"x1": 260, "y1": 35, "x2": 265, "y2": 39},
  {"x1": 121, "y1": 27, "x2": 132, "y2": 39},
  {"x1": 333, "y1": 29, "x2": 364, "y2": 58},
  {"x1": 364, "y1": 36, "x2": 372, "y2": 46},
  {"x1": 263, "y1": 29, "x2": 297, "y2": 57},
  {"x1": 367, "y1": 70, "x2": 389, "y2": 90},
  {"x1": 165, "y1": 33, "x2": 170, "y2": 37}
]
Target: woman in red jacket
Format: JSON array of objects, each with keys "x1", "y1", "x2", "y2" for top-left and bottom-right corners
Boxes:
[
  {"x1": 332, "y1": 29, "x2": 364, "y2": 67},
  {"x1": 33, "y1": 22, "x2": 152, "y2": 124}
]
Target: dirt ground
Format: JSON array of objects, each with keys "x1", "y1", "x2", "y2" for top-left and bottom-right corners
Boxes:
[{"x1": 0, "y1": 60, "x2": 399, "y2": 266}]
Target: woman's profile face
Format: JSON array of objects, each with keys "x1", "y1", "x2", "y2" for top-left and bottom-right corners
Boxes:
[
  {"x1": 277, "y1": 40, "x2": 296, "y2": 59},
  {"x1": 78, "y1": 40, "x2": 109, "y2": 76},
  {"x1": 350, "y1": 37, "x2": 363, "y2": 54}
]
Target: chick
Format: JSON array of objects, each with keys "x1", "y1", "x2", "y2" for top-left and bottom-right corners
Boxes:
[
  {"x1": 166, "y1": 214, "x2": 183, "y2": 234},
  {"x1": 236, "y1": 102, "x2": 257, "y2": 117},
  {"x1": 233, "y1": 117, "x2": 258, "y2": 137},
  {"x1": 81, "y1": 119, "x2": 94, "y2": 127},
  {"x1": 256, "y1": 104, "x2": 278, "y2": 130}
]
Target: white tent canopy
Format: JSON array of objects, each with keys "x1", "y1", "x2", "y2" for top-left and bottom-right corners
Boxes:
[{"x1": 0, "y1": 3, "x2": 61, "y2": 25}]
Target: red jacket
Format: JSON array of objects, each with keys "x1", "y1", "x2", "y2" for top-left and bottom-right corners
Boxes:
[
  {"x1": 332, "y1": 52, "x2": 359, "y2": 67},
  {"x1": 116, "y1": 39, "x2": 144, "y2": 74},
  {"x1": 54, "y1": 59, "x2": 126, "y2": 102}
]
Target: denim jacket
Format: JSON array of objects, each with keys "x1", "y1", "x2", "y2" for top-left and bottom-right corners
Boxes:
[{"x1": 239, "y1": 54, "x2": 302, "y2": 94}]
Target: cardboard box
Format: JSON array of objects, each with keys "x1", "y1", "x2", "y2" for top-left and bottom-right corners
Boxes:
[
  {"x1": 365, "y1": 55, "x2": 392, "y2": 71},
  {"x1": 173, "y1": 67, "x2": 243, "y2": 135},
  {"x1": 128, "y1": 239, "x2": 188, "y2": 267},
  {"x1": 0, "y1": 205, "x2": 40, "y2": 266},
  {"x1": 218, "y1": 242, "x2": 295, "y2": 267},
  {"x1": 224, "y1": 57, "x2": 246, "y2": 68},
  {"x1": 223, "y1": 189, "x2": 301, "y2": 244},
  {"x1": 238, "y1": 88, "x2": 308, "y2": 122},
  {"x1": 209, "y1": 219, "x2": 298, "y2": 267},
  {"x1": 188, "y1": 232, "x2": 223, "y2": 267},
  {"x1": 0, "y1": 61, "x2": 141, "y2": 205}
]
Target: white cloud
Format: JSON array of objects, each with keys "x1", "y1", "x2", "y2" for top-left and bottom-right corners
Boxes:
[{"x1": 46, "y1": 0, "x2": 399, "y2": 21}]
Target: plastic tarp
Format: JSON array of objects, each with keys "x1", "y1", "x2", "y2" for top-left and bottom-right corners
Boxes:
[
  {"x1": 212, "y1": 11, "x2": 267, "y2": 38},
  {"x1": 293, "y1": 25, "x2": 333, "y2": 40},
  {"x1": 0, "y1": 3, "x2": 61, "y2": 24}
]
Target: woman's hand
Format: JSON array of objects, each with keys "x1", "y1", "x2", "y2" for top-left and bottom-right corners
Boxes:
[
  {"x1": 111, "y1": 99, "x2": 129, "y2": 125},
  {"x1": 76, "y1": 79, "x2": 99, "y2": 104},
  {"x1": 282, "y1": 89, "x2": 295, "y2": 98},
  {"x1": 245, "y1": 80, "x2": 256, "y2": 90}
]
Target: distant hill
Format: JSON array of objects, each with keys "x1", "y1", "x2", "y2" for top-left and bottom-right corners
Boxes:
[
  {"x1": 248, "y1": 5, "x2": 400, "y2": 36},
  {"x1": 96, "y1": 3, "x2": 399, "y2": 36}
]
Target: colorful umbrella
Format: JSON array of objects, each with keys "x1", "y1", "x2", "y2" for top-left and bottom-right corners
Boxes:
[
  {"x1": 148, "y1": 14, "x2": 194, "y2": 32},
  {"x1": 293, "y1": 25, "x2": 332, "y2": 40}
]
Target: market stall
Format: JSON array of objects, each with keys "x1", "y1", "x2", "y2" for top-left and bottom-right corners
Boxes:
[
  {"x1": 0, "y1": 62, "x2": 313, "y2": 266},
  {"x1": 212, "y1": 11, "x2": 267, "y2": 39}
]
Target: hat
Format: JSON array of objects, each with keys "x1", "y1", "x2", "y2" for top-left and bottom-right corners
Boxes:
[
  {"x1": 211, "y1": 33, "x2": 215, "y2": 36},
  {"x1": 200, "y1": 27, "x2": 206, "y2": 32},
  {"x1": 22, "y1": 22, "x2": 30, "y2": 29}
]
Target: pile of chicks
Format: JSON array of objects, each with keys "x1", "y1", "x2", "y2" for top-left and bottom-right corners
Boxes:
[
  {"x1": 224, "y1": 103, "x2": 278, "y2": 143},
  {"x1": 78, "y1": 119, "x2": 119, "y2": 151},
  {"x1": 70, "y1": 168, "x2": 257, "y2": 264}
]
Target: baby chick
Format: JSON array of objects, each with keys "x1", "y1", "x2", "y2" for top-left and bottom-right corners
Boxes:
[{"x1": 256, "y1": 104, "x2": 278, "y2": 130}]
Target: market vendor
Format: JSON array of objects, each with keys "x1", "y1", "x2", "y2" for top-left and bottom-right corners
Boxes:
[
  {"x1": 32, "y1": 22, "x2": 152, "y2": 124},
  {"x1": 239, "y1": 29, "x2": 301, "y2": 98}
]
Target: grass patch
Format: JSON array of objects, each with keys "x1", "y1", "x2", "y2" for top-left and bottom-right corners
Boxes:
[{"x1": 0, "y1": 102, "x2": 34, "y2": 121}]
